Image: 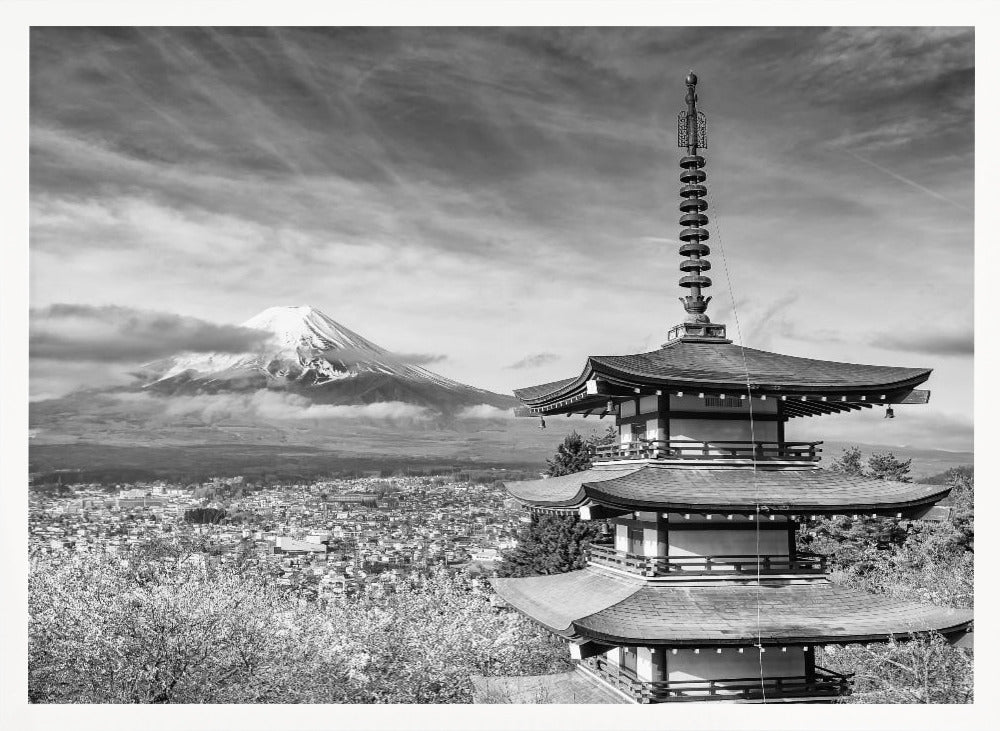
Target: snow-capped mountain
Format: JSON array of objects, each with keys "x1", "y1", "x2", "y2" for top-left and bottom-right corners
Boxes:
[{"x1": 143, "y1": 305, "x2": 515, "y2": 412}]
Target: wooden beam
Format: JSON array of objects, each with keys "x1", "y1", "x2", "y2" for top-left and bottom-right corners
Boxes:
[
  {"x1": 569, "y1": 640, "x2": 616, "y2": 661},
  {"x1": 579, "y1": 505, "x2": 633, "y2": 521},
  {"x1": 905, "y1": 505, "x2": 952, "y2": 522},
  {"x1": 897, "y1": 389, "x2": 932, "y2": 405},
  {"x1": 586, "y1": 380, "x2": 635, "y2": 397}
]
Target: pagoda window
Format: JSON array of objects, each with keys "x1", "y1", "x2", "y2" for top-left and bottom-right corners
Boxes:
[
  {"x1": 704, "y1": 396, "x2": 745, "y2": 408},
  {"x1": 621, "y1": 646, "x2": 638, "y2": 675},
  {"x1": 627, "y1": 525, "x2": 644, "y2": 555}
]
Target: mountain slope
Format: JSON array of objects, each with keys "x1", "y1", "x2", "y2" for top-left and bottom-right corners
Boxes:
[{"x1": 142, "y1": 305, "x2": 515, "y2": 412}]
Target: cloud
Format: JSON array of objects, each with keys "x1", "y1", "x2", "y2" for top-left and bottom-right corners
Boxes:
[
  {"x1": 506, "y1": 353, "x2": 559, "y2": 369},
  {"x1": 871, "y1": 329, "x2": 974, "y2": 357},
  {"x1": 27, "y1": 28, "x2": 973, "y2": 450},
  {"x1": 394, "y1": 352, "x2": 448, "y2": 366},
  {"x1": 115, "y1": 391, "x2": 434, "y2": 424},
  {"x1": 792, "y1": 407, "x2": 973, "y2": 453},
  {"x1": 456, "y1": 404, "x2": 513, "y2": 420},
  {"x1": 30, "y1": 304, "x2": 272, "y2": 363},
  {"x1": 322, "y1": 346, "x2": 446, "y2": 368}
]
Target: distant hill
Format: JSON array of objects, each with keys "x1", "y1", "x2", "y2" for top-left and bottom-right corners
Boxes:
[{"x1": 821, "y1": 441, "x2": 973, "y2": 482}]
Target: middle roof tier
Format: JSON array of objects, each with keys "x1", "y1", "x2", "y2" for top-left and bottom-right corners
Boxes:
[{"x1": 505, "y1": 464, "x2": 950, "y2": 515}]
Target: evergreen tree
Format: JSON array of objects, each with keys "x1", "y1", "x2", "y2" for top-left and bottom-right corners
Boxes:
[
  {"x1": 496, "y1": 513, "x2": 603, "y2": 577},
  {"x1": 866, "y1": 451, "x2": 912, "y2": 482},
  {"x1": 831, "y1": 446, "x2": 864, "y2": 475},
  {"x1": 498, "y1": 430, "x2": 610, "y2": 577},
  {"x1": 546, "y1": 431, "x2": 593, "y2": 476}
]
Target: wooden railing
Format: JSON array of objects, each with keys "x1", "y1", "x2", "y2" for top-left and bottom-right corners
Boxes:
[
  {"x1": 581, "y1": 656, "x2": 852, "y2": 703},
  {"x1": 588, "y1": 543, "x2": 827, "y2": 577},
  {"x1": 592, "y1": 439, "x2": 821, "y2": 462}
]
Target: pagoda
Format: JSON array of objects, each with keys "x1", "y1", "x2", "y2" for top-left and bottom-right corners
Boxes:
[{"x1": 491, "y1": 72, "x2": 973, "y2": 704}]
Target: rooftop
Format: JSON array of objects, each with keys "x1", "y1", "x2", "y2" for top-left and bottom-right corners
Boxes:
[
  {"x1": 503, "y1": 464, "x2": 951, "y2": 514},
  {"x1": 514, "y1": 340, "x2": 931, "y2": 417},
  {"x1": 492, "y1": 568, "x2": 972, "y2": 646}
]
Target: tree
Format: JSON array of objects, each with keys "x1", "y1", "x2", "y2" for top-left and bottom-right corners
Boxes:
[
  {"x1": 820, "y1": 634, "x2": 972, "y2": 703},
  {"x1": 183, "y1": 507, "x2": 227, "y2": 524},
  {"x1": 496, "y1": 513, "x2": 604, "y2": 577},
  {"x1": 499, "y1": 429, "x2": 610, "y2": 577},
  {"x1": 866, "y1": 451, "x2": 912, "y2": 482},
  {"x1": 545, "y1": 431, "x2": 593, "y2": 476},
  {"x1": 802, "y1": 447, "x2": 915, "y2": 564},
  {"x1": 28, "y1": 553, "x2": 569, "y2": 703},
  {"x1": 831, "y1": 446, "x2": 864, "y2": 475}
]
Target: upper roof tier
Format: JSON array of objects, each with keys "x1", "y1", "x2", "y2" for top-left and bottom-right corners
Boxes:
[{"x1": 514, "y1": 340, "x2": 931, "y2": 417}]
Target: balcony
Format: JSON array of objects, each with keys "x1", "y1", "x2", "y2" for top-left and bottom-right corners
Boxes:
[
  {"x1": 587, "y1": 542, "x2": 827, "y2": 577},
  {"x1": 592, "y1": 439, "x2": 821, "y2": 464},
  {"x1": 581, "y1": 656, "x2": 852, "y2": 703}
]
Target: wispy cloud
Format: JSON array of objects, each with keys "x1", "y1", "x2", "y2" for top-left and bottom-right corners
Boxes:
[
  {"x1": 840, "y1": 149, "x2": 971, "y2": 212},
  {"x1": 871, "y1": 329, "x2": 974, "y2": 357},
  {"x1": 30, "y1": 304, "x2": 271, "y2": 362},
  {"x1": 28, "y1": 28, "x2": 974, "y2": 449},
  {"x1": 506, "y1": 353, "x2": 559, "y2": 370}
]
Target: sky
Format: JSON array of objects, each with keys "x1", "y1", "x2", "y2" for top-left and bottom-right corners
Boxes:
[{"x1": 28, "y1": 26, "x2": 974, "y2": 450}]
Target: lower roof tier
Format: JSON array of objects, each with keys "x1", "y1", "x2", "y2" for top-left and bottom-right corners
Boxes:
[
  {"x1": 491, "y1": 568, "x2": 972, "y2": 646},
  {"x1": 504, "y1": 465, "x2": 950, "y2": 514}
]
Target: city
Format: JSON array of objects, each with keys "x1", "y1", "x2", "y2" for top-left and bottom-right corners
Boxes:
[{"x1": 29, "y1": 472, "x2": 530, "y2": 601}]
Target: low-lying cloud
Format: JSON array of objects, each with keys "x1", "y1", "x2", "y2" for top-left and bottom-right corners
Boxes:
[
  {"x1": 31, "y1": 304, "x2": 272, "y2": 363},
  {"x1": 506, "y1": 353, "x2": 558, "y2": 370},
  {"x1": 115, "y1": 391, "x2": 434, "y2": 424},
  {"x1": 456, "y1": 404, "x2": 514, "y2": 420}
]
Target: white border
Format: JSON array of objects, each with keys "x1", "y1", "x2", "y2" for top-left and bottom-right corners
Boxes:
[{"x1": 2, "y1": 3, "x2": 996, "y2": 730}]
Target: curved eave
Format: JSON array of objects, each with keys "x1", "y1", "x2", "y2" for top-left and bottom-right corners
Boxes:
[
  {"x1": 504, "y1": 467, "x2": 952, "y2": 515},
  {"x1": 589, "y1": 354, "x2": 931, "y2": 396},
  {"x1": 574, "y1": 581, "x2": 973, "y2": 646},
  {"x1": 492, "y1": 569, "x2": 973, "y2": 647},
  {"x1": 513, "y1": 343, "x2": 932, "y2": 411}
]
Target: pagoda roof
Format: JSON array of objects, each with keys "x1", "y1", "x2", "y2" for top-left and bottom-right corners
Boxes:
[
  {"x1": 492, "y1": 569, "x2": 972, "y2": 646},
  {"x1": 504, "y1": 465, "x2": 950, "y2": 515},
  {"x1": 514, "y1": 340, "x2": 931, "y2": 415}
]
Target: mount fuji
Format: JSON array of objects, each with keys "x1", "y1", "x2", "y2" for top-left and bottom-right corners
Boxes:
[{"x1": 141, "y1": 305, "x2": 517, "y2": 413}]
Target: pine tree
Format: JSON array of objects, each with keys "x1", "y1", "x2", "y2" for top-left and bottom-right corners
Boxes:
[
  {"x1": 546, "y1": 431, "x2": 594, "y2": 476},
  {"x1": 831, "y1": 446, "x2": 864, "y2": 475},
  {"x1": 866, "y1": 451, "x2": 912, "y2": 482},
  {"x1": 495, "y1": 514, "x2": 603, "y2": 577},
  {"x1": 498, "y1": 431, "x2": 608, "y2": 577}
]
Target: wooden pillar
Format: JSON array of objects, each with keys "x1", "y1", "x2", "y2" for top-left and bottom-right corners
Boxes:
[
  {"x1": 776, "y1": 401, "x2": 786, "y2": 442},
  {"x1": 650, "y1": 646, "x2": 668, "y2": 702},
  {"x1": 804, "y1": 645, "x2": 816, "y2": 685}
]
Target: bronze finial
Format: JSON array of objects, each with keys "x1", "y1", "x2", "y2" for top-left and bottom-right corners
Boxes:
[{"x1": 677, "y1": 71, "x2": 711, "y2": 323}]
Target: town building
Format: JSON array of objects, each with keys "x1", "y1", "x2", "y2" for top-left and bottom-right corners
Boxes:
[{"x1": 491, "y1": 72, "x2": 973, "y2": 704}]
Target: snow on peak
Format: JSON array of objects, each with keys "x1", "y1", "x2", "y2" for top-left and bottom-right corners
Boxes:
[{"x1": 153, "y1": 305, "x2": 477, "y2": 392}]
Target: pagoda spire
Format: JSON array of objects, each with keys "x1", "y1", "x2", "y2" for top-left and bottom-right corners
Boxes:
[{"x1": 666, "y1": 71, "x2": 728, "y2": 344}]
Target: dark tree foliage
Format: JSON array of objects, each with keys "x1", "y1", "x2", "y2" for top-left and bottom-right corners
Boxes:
[
  {"x1": 183, "y1": 507, "x2": 227, "y2": 524},
  {"x1": 495, "y1": 513, "x2": 604, "y2": 577},
  {"x1": 498, "y1": 429, "x2": 612, "y2": 577},
  {"x1": 831, "y1": 445, "x2": 864, "y2": 475},
  {"x1": 545, "y1": 431, "x2": 594, "y2": 476},
  {"x1": 801, "y1": 447, "x2": 916, "y2": 567},
  {"x1": 866, "y1": 451, "x2": 912, "y2": 482}
]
